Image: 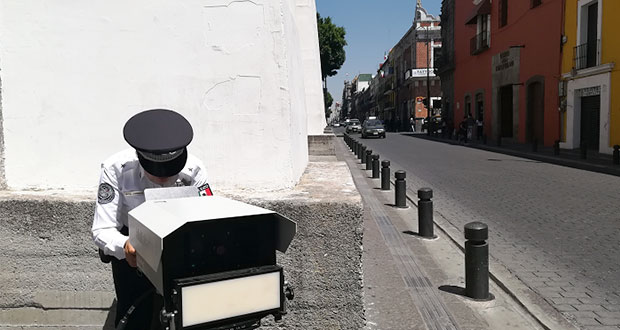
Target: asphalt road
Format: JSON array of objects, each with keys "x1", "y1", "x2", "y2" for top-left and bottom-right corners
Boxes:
[{"x1": 337, "y1": 129, "x2": 620, "y2": 330}]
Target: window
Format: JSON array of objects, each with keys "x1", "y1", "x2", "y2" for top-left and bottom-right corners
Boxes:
[
  {"x1": 499, "y1": 0, "x2": 508, "y2": 27},
  {"x1": 531, "y1": 0, "x2": 542, "y2": 8}
]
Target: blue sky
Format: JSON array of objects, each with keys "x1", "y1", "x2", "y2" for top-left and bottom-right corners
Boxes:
[{"x1": 315, "y1": 0, "x2": 442, "y2": 105}]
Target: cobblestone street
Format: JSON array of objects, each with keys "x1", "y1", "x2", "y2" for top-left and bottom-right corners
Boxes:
[{"x1": 352, "y1": 132, "x2": 620, "y2": 330}]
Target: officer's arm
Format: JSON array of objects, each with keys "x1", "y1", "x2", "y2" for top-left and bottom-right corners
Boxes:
[
  {"x1": 190, "y1": 156, "x2": 212, "y2": 194},
  {"x1": 92, "y1": 166, "x2": 127, "y2": 260}
]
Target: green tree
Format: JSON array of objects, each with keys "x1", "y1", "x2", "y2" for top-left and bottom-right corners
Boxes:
[
  {"x1": 324, "y1": 90, "x2": 333, "y2": 119},
  {"x1": 317, "y1": 13, "x2": 347, "y2": 89}
]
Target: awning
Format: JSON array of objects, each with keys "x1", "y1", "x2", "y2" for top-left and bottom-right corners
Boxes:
[{"x1": 465, "y1": 0, "x2": 491, "y2": 25}]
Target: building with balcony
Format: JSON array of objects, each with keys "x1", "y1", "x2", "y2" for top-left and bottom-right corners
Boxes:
[
  {"x1": 560, "y1": 0, "x2": 619, "y2": 154},
  {"x1": 379, "y1": 0, "x2": 441, "y2": 131},
  {"x1": 452, "y1": 0, "x2": 564, "y2": 145}
]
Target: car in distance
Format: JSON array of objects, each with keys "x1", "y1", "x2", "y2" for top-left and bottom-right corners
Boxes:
[
  {"x1": 345, "y1": 119, "x2": 362, "y2": 133},
  {"x1": 361, "y1": 119, "x2": 386, "y2": 138}
]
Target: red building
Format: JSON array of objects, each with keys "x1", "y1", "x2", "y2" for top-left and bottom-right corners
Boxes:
[{"x1": 453, "y1": 0, "x2": 564, "y2": 145}]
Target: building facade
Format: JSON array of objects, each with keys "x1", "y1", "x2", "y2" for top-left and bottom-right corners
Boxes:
[
  {"x1": 452, "y1": 0, "x2": 564, "y2": 145},
  {"x1": 561, "y1": 0, "x2": 619, "y2": 154},
  {"x1": 348, "y1": 0, "x2": 441, "y2": 132},
  {"x1": 438, "y1": 0, "x2": 455, "y2": 128}
]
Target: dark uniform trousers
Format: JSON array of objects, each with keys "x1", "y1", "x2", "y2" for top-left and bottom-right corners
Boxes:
[{"x1": 111, "y1": 227, "x2": 160, "y2": 330}]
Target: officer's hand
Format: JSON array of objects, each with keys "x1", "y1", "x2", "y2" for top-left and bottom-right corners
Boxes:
[{"x1": 124, "y1": 240, "x2": 137, "y2": 268}]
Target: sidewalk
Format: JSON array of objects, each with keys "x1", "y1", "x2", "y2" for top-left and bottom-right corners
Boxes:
[
  {"x1": 334, "y1": 137, "x2": 568, "y2": 330},
  {"x1": 404, "y1": 132, "x2": 620, "y2": 178}
]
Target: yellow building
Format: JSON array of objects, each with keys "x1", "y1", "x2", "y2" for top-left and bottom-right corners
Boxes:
[{"x1": 561, "y1": 0, "x2": 619, "y2": 154}]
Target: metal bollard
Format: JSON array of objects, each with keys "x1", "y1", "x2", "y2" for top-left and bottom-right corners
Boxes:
[
  {"x1": 613, "y1": 145, "x2": 619, "y2": 165},
  {"x1": 372, "y1": 155, "x2": 380, "y2": 178},
  {"x1": 394, "y1": 171, "x2": 407, "y2": 208},
  {"x1": 532, "y1": 138, "x2": 538, "y2": 152},
  {"x1": 465, "y1": 222, "x2": 490, "y2": 300},
  {"x1": 365, "y1": 150, "x2": 373, "y2": 170},
  {"x1": 381, "y1": 160, "x2": 391, "y2": 190},
  {"x1": 553, "y1": 140, "x2": 560, "y2": 156},
  {"x1": 353, "y1": 139, "x2": 358, "y2": 155},
  {"x1": 356, "y1": 142, "x2": 361, "y2": 158},
  {"x1": 361, "y1": 145, "x2": 367, "y2": 162},
  {"x1": 580, "y1": 141, "x2": 587, "y2": 159},
  {"x1": 418, "y1": 188, "x2": 434, "y2": 238}
]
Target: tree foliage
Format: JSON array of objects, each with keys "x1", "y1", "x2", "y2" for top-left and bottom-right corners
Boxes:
[
  {"x1": 317, "y1": 14, "x2": 347, "y2": 85},
  {"x1": 324, "y1": 89, "x2": 333, "y2": 116}
]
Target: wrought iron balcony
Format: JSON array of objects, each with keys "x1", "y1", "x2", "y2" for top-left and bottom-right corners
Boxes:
[
  {"x1": 470, "y1": 31, "x2": 489, "y2": 55},
  {"x1": 574, "y1": 39, "x2": 600, "y2": 70}
]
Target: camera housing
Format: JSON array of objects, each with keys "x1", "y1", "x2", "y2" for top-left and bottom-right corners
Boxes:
[{"x1": 128, "y1": 188, "x2": 296, "y2": 329}]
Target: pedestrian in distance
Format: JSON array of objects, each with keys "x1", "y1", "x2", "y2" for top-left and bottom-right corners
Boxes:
[
  {"x1": 459, "y1": 116, "x2": 468, "y2": 143},
  {"x1": 92, "y1": 109, "x2": 213, "y2": 330}
]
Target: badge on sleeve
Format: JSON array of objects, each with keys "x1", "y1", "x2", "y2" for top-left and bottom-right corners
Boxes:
[
  {"x1": 198, "y1": 183, "x2": 213, "y2": 196},
  {"x1": 98, "y1": 183, "x2": 115, "y2": 204}
]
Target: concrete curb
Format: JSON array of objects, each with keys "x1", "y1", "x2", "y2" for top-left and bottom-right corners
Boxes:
[
  {"x1": 406, "y1": 134, "x2": 620, "y2": 178},
  {"x1": 389, "y1": 173, "x2": 579, "y2": 330}
]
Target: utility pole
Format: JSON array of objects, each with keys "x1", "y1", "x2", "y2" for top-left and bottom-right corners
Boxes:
[{"x1": 426, "y1": 26, "x2": 431, "y2": 136}]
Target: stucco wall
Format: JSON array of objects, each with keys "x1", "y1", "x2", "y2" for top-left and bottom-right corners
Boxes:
[
  {"x1": 294, "y1": 0, "x2": 327, "y2": 135},
  {"x1": 0, "y1": 0, "x2": 323, "y2": 191}
]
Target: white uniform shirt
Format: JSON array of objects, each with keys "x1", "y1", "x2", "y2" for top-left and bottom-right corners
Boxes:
[{"x1": 92, "y1": 149, "x2": 210, "y2": 260}]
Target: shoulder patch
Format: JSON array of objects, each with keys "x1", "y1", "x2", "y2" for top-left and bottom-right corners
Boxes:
[
  {"x1": 98, "y1": 183, "x2": 116, "y2": 204},
  {"x1": 198, "y1": 183, "x2": 213, "y2": 196}
]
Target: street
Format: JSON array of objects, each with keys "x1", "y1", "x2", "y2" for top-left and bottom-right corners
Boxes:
[{"x1": 339, "y1": 129, "x2": 620, "y2": 330}]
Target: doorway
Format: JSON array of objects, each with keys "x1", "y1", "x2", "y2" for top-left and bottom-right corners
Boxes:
[
  {"x1": 580, "y1": 95, "x2": 600, "y2": 150},
  {"x1": 499, "y1": 85, "x2": 513, "y2": 138},
  {"x1": 526, "y1": 81, "x2": 544, "y2": 143}
]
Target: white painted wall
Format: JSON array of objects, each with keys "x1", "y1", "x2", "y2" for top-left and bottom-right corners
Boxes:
[
  {"x1": 294, "y1": 0, "x2": 327, "y2": 135},
  {"x1": 0, "y1": 0, "x2": 320, "y2": 191}
]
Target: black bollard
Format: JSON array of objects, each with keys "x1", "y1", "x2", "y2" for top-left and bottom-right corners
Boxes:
[
  {"x1": 395, "y1": 171, "x2": 407, "y2": 208},
  {"x1": 482, "y1": 134, "x2": 487, "y2": 145},
  {"x1": 613, "y1": 145, "x2": 619, "y2": 165},
  {"x1": 532, "y1": 138, "x2": 538, "y2": 152},
  {"x1": 496, "y1": 136, "x2": 502, "y2": 147},
  {"x1": 372, "y1": 155, "x2": 380, "y2": 178},
  {"x1": 580, "y1": 141, "x2": 587, "y2": 159},
  {"x1": 381, "y1": 160, "x2": 391, "y2": 190},
  {"x1": 464, "y1": 222, "x2": 490, "y2": 300},
  {"x1": 553, "y1": 140, "x2": 560, "y2": 156},
  {"x1": 356, "y1": 142, "x2": 361, "y2": 159},
  {"x1": 353, "y1": 140, "x2": 358, "y2": 155},
  {"x1": 418, "y1": 188, "x2": 434, "y2": 238},
  {"x1": 361, "y1": 145, "x2": 367, "y2": 163},
  {"x1": 365, "y1": 150, "x2": 373, "y2": 170}
]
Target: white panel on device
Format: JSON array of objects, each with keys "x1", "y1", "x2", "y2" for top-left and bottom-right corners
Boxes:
[{"x1": 181, "y1": 271, "x2": 281, "y2": 327}]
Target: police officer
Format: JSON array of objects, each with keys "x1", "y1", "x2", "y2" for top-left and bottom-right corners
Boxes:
[{"x1": 92, "y1": 109, "x2": 212, "y2": 329}]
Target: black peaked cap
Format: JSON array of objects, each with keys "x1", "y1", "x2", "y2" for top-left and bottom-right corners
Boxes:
[{"x1": 123, "y1": 109, "x2": 193, "y2": 153}]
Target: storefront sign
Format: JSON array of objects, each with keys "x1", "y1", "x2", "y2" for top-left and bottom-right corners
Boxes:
[
  {"x1": 576, "y1": 86, "x2": 601, "y2": 97},
  {"x1": 495, "y1": 51, "x2": 515, "y2": 72},
  {"x1": 408, "y1": 68, "x2": 435, "y2": 78}
]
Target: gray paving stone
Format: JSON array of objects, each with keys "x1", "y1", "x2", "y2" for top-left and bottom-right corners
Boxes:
[
  {"x1": 574, "y1": 305, "x2": 608, "y2": 312},
  {"x1": 551, "y1": 297, "x2": 582, "y2": 305},
  {"x1": 353, "y1": 133, "x2": 620, "y2": 330},
  {"x1": 556, "y1": 304, "x2": 578, "y2": 312},
  {"x1": 561, "y1": 291, "x2": 592, "y2": 298},
  {"x1": 597, "y1": 318, "x2": 620, "y2": 326}
]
